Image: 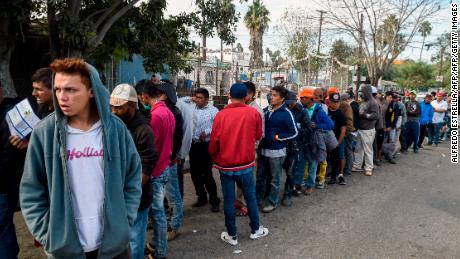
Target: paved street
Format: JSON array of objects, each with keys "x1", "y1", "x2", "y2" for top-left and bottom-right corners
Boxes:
[{"x1": 15, "y1": 141, "x2": 460, "y2": 258}]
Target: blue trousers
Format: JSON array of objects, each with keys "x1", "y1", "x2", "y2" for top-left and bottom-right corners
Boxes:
[
  {"x1": 405, "y1": 121, "x2": 420, "y2": 151},
  {"x1": 0, "y1": 194, "x2": 19, "y2": 259},
  {"x1": 129, "y1": 208, "x2": 149, "y2": 259}
]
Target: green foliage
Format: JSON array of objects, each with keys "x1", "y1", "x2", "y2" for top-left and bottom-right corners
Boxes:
[
  {"x1": 194, "y1": 0, "x2": 239, "y2": 45},
  {"x1": 330, "y1": 39, "x2": 354, "y2": 70},
  {"x1": 375, "y1": 15, "x2": 406, "y2": 55},
  {"x1": 244, "y1": 0, "x2": 270, "y2": 33},
  {"x1": 266, "y1": 48, "x2": 285, "y2": 68},
  {"x1": 392, "y1": 61, "x2": 436, "y2": 89}
]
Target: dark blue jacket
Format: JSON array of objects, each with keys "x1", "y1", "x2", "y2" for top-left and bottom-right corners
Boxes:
[
  {"x1": 420, "y1": 101, "x2": 434, "y2": 125},
  {"x1": 260, "y1": 103, "x2": 298, "y2": 151},
  {"x1": 287, "y1": 103, "x2": 310, "y2": 151}
]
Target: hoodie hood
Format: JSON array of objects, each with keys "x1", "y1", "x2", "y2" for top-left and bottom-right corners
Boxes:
[
  {"x1": 361, "y1": 85, "x2": 373, "y2": 101},
  {"x1": 52, "y1": 62, "x2": 113, "y2": 159}
]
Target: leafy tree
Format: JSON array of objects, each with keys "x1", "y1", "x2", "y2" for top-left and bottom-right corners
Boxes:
[
  {"x1": 266, "y1": 48, "x2": 285, "y2": 68},
  {"x1": 244, "y1": 0, "x2": 270, "y2": 69},
  {"x1": 418, "y1": 21, "x2": 432, "y2": 61},
  {"x1": 394, "y1": 61, "x2": 435, "y2": 89}
]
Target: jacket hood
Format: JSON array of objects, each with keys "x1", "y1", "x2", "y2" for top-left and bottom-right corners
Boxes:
[
  {"x1": 52, "y1": 62, "x2": 114, "y2": 159},
  {"x1": 361, "y1": 85, "x2": 373, "y2": 101}
]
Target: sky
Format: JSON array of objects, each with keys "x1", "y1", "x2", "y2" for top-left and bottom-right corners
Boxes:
[{"x1": 165, "y1": 0, "x2": 452, "y2": 63}]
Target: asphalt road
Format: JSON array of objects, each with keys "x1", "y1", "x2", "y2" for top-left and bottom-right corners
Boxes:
[{"x1": 15, "y1": 140, "x2": 460, "y2": 258}]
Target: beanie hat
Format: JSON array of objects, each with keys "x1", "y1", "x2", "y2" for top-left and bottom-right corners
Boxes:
[
  {"x1": 230, "y1": 83, "x2": 248, "y2": 99},
  {"x1": 285, "y1": 90, "x2": 297, "y2": 105}
]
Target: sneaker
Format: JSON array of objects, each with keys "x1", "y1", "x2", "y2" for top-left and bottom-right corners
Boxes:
[
  {"x1": 315, "y1": 182, "x2": 325, "y2": 189},
  {"x1": 262, "y1": 205, "x2": 276, "y2": 213},
  {"x1": 168, "y1": 229, "x2": 179, "y2": 241},
  {"x1": 364, "y1": 170, "x2": 372, "y2": 176},
  {"x1": 303, "y1": 187, "x2": 313, "y2": 195},
  {"x1": 413, "y1": 149, "x2": 419, "y2": 154},
  {"x1": 338, "y1": 174, "x2": 346, "y2": 185},
  {"x1": 220, "y1": 232, "x2": 238, "y2": 246},
  {"x1": 249, "y1": 226, "x2": 269, "y2": 240},
  {"x1": 282, "y1": 197, "x2": 292, "y2": 207},
  {"x1": 388, "y1": 159, "x2": 397, "y2": 164},
  {"x1": 400, "y1": 149, "x2": 408, "y2": 154},
  {"x1": 419, "y1": 145, "x2": 424, "y2": 149},
  {"x1": 211, "y1": 203, "x2": 220, "y2": 213},
  {"x1": 328, "y1": 177, "x2": 337, "y2": 185},
  {"x1": 145, "y1": 242, "x2": 155, "y2": 254},
  {"x1": 352, "y1": 166, "x2": 363, "y2": 172}
]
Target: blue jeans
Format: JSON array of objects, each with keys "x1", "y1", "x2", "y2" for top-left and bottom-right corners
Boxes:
[
  {"x1": 344, "y1": 134, "x2": 354, "y2": 174},
  {"x1": 283, "y1": 152, "x2": 299, "y2": 198},
  {"x1": 292, "y1": 151, "x2": 308, "y2": 187},
  {"x1": 305, "y1": 160, "x2": 318, "y2": 188},
  {"x1": 256, "y1": 155, "x2": 285, "y2": 207},
  {"x1": 165, "y1": 163, "x2": 183, "y2": 231},
  {"x1": 220, "y1": 168, "x2": 260, "y2": 237},
  {"x1": 405, "y1": 121, "x2": 420, "y2": 151},
  {"x1": 430, "y1": 123, "x2": 443, "y2": 145},
  {"x1": 150, "y1": 168, "x2": 170, "y2": 258},
  {"x1": 0, "y1": 194, "x2": 19, "y2": 259},
  {"x1": 130, "y1": 208, "x2": 149, "y2": 259}
]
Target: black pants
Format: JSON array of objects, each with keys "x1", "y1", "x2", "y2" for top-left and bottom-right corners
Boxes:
[
  {"x1": 282, "y1": 151, "x2": 298, "y2": 198},
  {"x1": 419, "y1": 124, "x2": 429, "y2": 147},
  {"x1": 189, "y1": 141, "x2": 219, "y2": 205},
  {"x1": 177, "y1": 159, "x2": 185, "y2": 198},
  {"x1": 399, "y1": 124, "x2": 407, "y2": 151}
]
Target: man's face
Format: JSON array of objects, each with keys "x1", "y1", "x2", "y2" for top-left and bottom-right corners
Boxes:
[
  {"x1": 111, "y1": 102, "x2": 133, "y2": 122},
  {"x1": 244, "y1": 91, "x2": 254, "y2": 104},
  {"x1": 328, "y1": 101, "x2": 340, "y2": 111},
  {"x1": 385, "y1": 95, "x2": 393, "y2": 103},
  {"x1": 424, "y1": 96, "x2": 431, "y2": 103},
  {"x1": 410, "y1": 93, "x2": 416, "y2": 101},
  {"x1": 151, "y1": 76, "x2": 160, "y2": 84},
  {"x1": 194, "y1": 93, "x2": 208, "y2": 108},
  {"x1": 314, "y1": 89, "x2": 323, "y2": 103},
  {"x1": 270, "y1": 90, "x2": 284, "y2": 106},
  {"x1": 32, "y1": 81, "x2": 53, "y2": 105},
  {"x1": 437, "y1": 95, "x2": 442, "y2": 102},
  {"x1": 54, "y1": 73, "x2": 93, "y2": 117}
]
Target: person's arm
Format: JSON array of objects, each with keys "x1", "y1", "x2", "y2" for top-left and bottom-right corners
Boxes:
[
  {"x1": 276, "y1": 110, "x2": 298, "y2": 141},
  {"x1": 204, "y1": 107, "x2": 219, "y2": 137},
  {"x1": 19, "y1": 130, "x2": 50, "y2": 245},
  {"x1": 364, "y1": 103, "x2": 379, "y2": 120},
  {"x1": 123, "y1": 129, "x2": 142, "y2": 227},
  {"x1": 256, "y1": 111, "x2": 263, "y2": 141},
  {"x1": 135, "y1": 125, "x2": 158, "y2": 185},
  {"x1": 208, "y1": 114, "x2": 221, "y2": 160},
  {"x1": 338, "y1": 126, "x2": 346, "y2": 144}
]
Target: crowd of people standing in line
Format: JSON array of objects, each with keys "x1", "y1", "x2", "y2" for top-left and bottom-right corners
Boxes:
[{"x1": 0, "y1": 58, "x2": 452, "y2": 259}]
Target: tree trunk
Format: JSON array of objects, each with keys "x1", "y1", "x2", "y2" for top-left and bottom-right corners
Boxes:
[
  {"x1": 0, "y1": 16, "x2": 17, "y2": 97},
  {"x1": 48, "y1": 1, "x2": 62, "y2": 60},
  {"x1": 419, "y1": 36, "x2": 426, "y2": 62},
  {"x1": 202, "y1": 34, "x2": 207, "y2": 60}
]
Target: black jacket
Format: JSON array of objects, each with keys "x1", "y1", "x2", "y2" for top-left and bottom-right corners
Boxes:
[
  {"x1": 0, "y1": 96, "x2": 52, "y2": 202},
  {"x1": 350, "y1": 101, "x2": 360, "y2": 131},
  {"x1": 126, "y1": 110, "x2": 158, "y2": 211},
  {"x1": 385, "y1": 101, "x2": 400, "y2": 129},
  {"x1": 168, "y1": 104, "x2": 184, "y2": 161}
]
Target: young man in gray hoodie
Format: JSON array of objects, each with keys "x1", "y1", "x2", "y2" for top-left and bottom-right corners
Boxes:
[{"x1": 352, "y1": 85, "x2": 379, "y2": 176}]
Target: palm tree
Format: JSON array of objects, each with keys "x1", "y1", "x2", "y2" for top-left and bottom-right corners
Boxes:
[
  {"x1": 418, "y1": 21, "x2": 432, "y2": 62},
  {"x1": 244, "y1": 0, "x2": 270, "y2": 70}
]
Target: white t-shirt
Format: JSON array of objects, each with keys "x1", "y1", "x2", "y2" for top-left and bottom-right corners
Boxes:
[
  {"x1": 431, "y1": 100, "x2": 448, "y2": 124},
  {"x1": 66, "y1": 120, "x2": 104, "y2": 252}
]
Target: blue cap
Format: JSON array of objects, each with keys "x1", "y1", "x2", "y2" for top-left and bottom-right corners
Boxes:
[
  {"x1": 230, "y1": 83, "x2": 248, "y2": 99},
  {"x1": 285, "y1": 90, "x2": 297, "y2": 105}
]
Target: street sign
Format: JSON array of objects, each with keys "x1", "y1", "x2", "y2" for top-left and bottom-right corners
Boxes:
[{"x1": 436, "y1": 75, "x2": 444, "y2": 82}]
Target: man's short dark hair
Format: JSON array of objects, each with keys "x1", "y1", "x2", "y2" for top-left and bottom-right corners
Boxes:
[
  {"x1": 31, "y1": 67, "x2": 52, "y2": 89},
  {"x1": 243, "y1": 81, "x2": 256, "y2": 95},
  {"x1": 272, "y1": 85, "x2": 288, "y2": 99},
  {"x1": 140, "y1": 80, "x2": 160, "y2": 98},
  {"x1": 135, "y1": 79, "x2": 150, "y2": 95},
  {"x1": 194, "y1": 88, "x2": 209, "y2": 99}
]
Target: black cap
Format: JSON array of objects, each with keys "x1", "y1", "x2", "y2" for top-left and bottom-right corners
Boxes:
[
  {"x1": 156, "y1": 82, "x2": 177, "y2": 104},
  {"x1": 329, "y1": 92, "x2": 340, "y2": 102}
]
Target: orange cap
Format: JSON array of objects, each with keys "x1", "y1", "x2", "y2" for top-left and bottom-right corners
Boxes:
[
  {"x1": 299, "y1": 88, "x2": 314, "y2": 98},
  {"x1": 327, "y1": 87, "x2": 339, "y2": 95}
]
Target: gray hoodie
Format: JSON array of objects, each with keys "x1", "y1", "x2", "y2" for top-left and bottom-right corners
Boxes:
[{"x1": 358, "y1": 85, "x2": 379, "y2": 130}]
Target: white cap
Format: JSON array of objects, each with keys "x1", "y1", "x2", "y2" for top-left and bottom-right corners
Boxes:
[
  {"x1": 371, "y1": 86, "x2": 378, "y2": 94},
  {"x1": 110, "y1": 84, "x2": 138, "y2": 106}
]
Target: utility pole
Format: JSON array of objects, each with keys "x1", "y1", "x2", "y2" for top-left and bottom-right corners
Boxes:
[
  {"x1": 315, "y1": 10, "x2": 326, "y2": 87},
  {"x1": 355, "y1": 13, "x2": 364, "y2": 101},
  {"x1": 197, "y1": 43, "x2": 201, "y2": 88}
]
